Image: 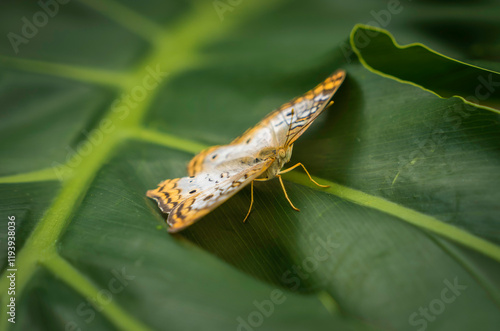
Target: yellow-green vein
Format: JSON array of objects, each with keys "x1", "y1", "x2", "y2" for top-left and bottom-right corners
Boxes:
[
  {"x1": 0, "y1": 167, "x2": 60, "y2": 184},
  {"x1": 0, "y1": 1, "x2": 285, "y2": 330},
  {"x1": 126, "y1": 127, "x2": 209, "y2": 155},
  {"x1": 286, "y1": 171, "x2": 500, "y2": 263},
  {"x1": 43, "y1": 252, "x2": 152, "y2": 331},
  {"x1": 124, "y1": 127, "x2": 500, "y2": 263},
  {"x1": 0, "y1": 55, "x2": 130, "y2": 88}
]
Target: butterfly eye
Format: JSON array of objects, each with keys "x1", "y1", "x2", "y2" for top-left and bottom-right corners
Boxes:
[{"x1": 279, "y1": 148, "x2": 286, "y2": 158}]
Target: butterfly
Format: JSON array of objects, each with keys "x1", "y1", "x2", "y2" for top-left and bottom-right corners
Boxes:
[{"x1": 147, "y1": 69, "x2": 346, "y2": 233}]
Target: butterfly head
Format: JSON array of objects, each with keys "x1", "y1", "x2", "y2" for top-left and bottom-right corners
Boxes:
[
  {"x1": 277, "y1": 144, "x2": 293, "y2": 167},
  {"x1": 278, "y1": 147, "x2": 286, "y2": 159},
  {"x1": 256, "y1": 144, "x2": 293, "y2": 180}
]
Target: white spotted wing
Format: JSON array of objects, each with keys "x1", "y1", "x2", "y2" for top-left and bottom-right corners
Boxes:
[{"x1": 147, "y1": 70, "x2": 346, "y2": 232}]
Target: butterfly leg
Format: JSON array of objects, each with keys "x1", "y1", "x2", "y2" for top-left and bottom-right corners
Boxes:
[
  {"x1": 242, "y1": 181, "x2": 254, "y2": 223},
  {"x1": 277, "y1": 175, "x2": 300, "y2": 211},
  {"x1": 279, "y1": 163, "x2": 329, "y2": 188}
]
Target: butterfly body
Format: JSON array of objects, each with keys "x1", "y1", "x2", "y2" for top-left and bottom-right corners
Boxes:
[
  {"x1": 147, "y1": 69, "x2": 346, "y2": 232},
  {"x1": 256, "y1": 144, "x2": 293, "y2": 180}
]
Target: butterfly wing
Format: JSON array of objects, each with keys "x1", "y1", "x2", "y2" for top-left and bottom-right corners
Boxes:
[
  {"x1": 148, "y1": 158, "x2": 273, "y2": 232},
  {"x1": 187, "y1": 70, "x2": 345, "y2": 176},
  {"x1": 233, "y1": 69, "x2": 346, "y2": 148},
  {"x1": 187, "y1": 127, "x2": 276, "y2": 176}
]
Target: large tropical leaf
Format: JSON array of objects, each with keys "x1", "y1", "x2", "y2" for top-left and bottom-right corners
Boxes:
[{"x1": 1, "y1": 1, "x2": 499, "y2": 330}]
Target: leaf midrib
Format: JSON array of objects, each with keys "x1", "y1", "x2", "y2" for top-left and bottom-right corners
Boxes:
[
  {"x1": 5, "y1": 122, "x2": 500, "y2": 266},
  {"x1": 0, "y1": 0, "x2": 286, "y2": 330},
  {"x1": 125, "y1": 127, "x2": 500, "y2": 264}
]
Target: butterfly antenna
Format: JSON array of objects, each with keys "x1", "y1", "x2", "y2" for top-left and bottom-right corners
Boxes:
[
  {"x1": 285, "y1": 99, "x2": 335, "y2": 147},
  {"x1": 284, "y1": 108, "x2": 295, "y2": 147}
]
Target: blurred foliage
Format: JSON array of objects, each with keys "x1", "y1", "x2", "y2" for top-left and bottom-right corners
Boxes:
[{"x1": 0, "y1": 0, "x2": 499, "y2": 330}]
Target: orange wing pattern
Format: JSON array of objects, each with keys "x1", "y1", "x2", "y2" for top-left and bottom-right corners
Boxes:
[
  {"x1": 149, "y1": 69, "x2": 346, "y2": 232},
  {"x1": 147, "y1": 178, "x2": 188, "y2": 216},
  {"x1": 147, "y1": 159, "x2": 273, "y2": 232},
  {"x1": 232, "y1": 69, "x2": 346, "y2": 147},
  {"x1": 187, "y1": 70, "x2": 346, "y2": 177},
  {"x1": 282, "y1": 69, "x2": 345, "y2": 145}
]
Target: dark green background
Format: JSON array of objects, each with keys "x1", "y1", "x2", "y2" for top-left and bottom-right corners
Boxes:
[{"x1": 1, "y1": 0, "x2": 499, "y2": 330}]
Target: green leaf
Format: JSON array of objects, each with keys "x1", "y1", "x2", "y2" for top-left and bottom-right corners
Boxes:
[
  {"x1": 350, "y1": 25, "x2": 500, "y2": 111},
  {"x1": 1, "y1": 1, "x2": 499, "y2": 331}
]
